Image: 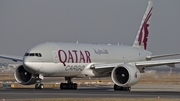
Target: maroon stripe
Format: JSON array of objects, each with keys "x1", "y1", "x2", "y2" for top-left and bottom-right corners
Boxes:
[{"x1": 138, "y1": 7, "x2": 153, "y2": 50}]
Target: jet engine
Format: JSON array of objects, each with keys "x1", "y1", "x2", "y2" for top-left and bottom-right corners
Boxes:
[
  {"x1": 14, "y1": 65, "x2": 37, "y2": 85},
  {"x1": 111, "y1": 64, "x2": 141, "y2": 87}
]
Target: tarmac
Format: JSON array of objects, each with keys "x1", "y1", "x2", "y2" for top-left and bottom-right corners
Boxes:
[{"x1": 0, "y1": 84, "x2": 180, "y2": 100}]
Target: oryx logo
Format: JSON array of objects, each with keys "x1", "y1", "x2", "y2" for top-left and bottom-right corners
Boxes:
[{"x1": 138, "y1": 7, "x2": 153, "y2": 50}]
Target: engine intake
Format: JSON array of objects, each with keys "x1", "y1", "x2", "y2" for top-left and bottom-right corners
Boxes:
[
  {"x1": 111, "y1": 64, "x2": 140, "y2": 87},
  {"x1": 14, "y1": 65, "x2": 37, "y2": 85}
]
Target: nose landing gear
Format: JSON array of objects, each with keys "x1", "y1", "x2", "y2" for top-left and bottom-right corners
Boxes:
[
  {"x1": 35, "y1": 83, "x2": 44, "y2": 89},
  {"x1": 35, "y1": 74, "x2": 44, "y2": 89}
]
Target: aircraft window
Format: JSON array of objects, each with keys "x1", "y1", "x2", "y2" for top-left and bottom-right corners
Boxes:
[
  {"x1": 34, "y1": 53, "x2": 42, "y2": 57},
  {"x1": 29, "y1": 53, "x2": 34, "y2": 56},
  {"x1": 24, "y1": 53, "x2": 41, "y2": 57},
  {"x1": 39, "y1": 53, "x2": 42, "y2": 57},
  {"x1": 35, "y1": 53, "x2": 39, "y2": 57},
  {"x1": 25, "y1": 53, "x2": 29, "y2": 56}
]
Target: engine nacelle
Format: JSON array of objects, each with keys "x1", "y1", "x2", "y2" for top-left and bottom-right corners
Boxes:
[
  {"x1": 14, "y1": 65, "x2": 37, "y2": 85},
  {"x1": 111, "y1": 64, "x2": 141, "y2": 87}
]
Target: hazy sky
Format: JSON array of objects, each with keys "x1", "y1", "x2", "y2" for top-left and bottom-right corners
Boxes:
[{"x1": 0, "y1": 0, "x2": 180, "y2": 59}]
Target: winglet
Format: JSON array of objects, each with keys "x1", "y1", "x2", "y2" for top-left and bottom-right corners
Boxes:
[{"x1": 132, "y1": 1, "x2": 153, "y2": 50}]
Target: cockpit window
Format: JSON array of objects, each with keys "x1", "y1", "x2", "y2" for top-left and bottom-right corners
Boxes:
[
  {"x1": 24, "y1": 53, "x2": 42, "y2": 57},
  {"x1": 25, "y1": 53, "x2": 29, "y2": 56},
  {"x1": 35, "y1": 53, "x2": 39, "y2": 57},
  {"x1": 39, "y1": 53, "x2": 42, "y2": 57},
  {"x1": 35, "y1": 53, "x2": 42, "y2": 57},
  {"x1": 29, "y1": 53, "x2": 34, "y2": 56}
]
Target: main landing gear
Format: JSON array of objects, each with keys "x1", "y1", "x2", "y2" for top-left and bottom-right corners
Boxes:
[
  {"x1": 60, "y1": 77, "x2": 77, "y2": 90},
  {"x1": 35, "y1": 74, "x2": 44, "y2": 89},
  {"x1": 114, "y1": 84, "x2": 131, "y2": 91}
]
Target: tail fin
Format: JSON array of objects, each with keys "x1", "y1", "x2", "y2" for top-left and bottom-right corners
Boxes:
[{"x1": 132, "y1": 1, "x2": 153, "y2": 50}]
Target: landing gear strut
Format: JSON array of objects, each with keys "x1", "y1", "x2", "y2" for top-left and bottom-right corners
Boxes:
[
  {"x1": 35, "y1": 74, "x2": 44, "y2": 89},
  {"x1": 60, "y1": 77, "x2": 77, "y2": 90},
  {"x1": 114, "y1": 84, "x2": 131, "y2": 91}
]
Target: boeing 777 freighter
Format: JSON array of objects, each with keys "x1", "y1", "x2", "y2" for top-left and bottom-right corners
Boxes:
[{"x1": 1, "y1": 1, "x2": 180, "y2": 91}]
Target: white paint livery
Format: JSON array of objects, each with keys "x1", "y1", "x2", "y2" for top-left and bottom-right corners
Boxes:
[{"x1": 1, "y1": 1, "x2": 180, "y2": 90}]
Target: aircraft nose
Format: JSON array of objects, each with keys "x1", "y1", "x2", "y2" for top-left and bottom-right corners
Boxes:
[{"x1": 23, "y1": 61, "x2": 40, "y2": 74}]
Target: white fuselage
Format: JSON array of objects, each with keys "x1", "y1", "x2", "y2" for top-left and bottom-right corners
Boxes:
[{"x1": 23, "y1": 42, "x2": 152, "y2": 77}]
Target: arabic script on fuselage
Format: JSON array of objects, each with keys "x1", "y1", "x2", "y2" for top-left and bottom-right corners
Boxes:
[{"x1": 93, "y1": 49, "x2": 109, "y2": 55}]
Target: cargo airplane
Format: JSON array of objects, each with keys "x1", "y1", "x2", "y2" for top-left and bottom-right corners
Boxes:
[{"x1": 1, "y1": 1, "x2": 180, "y2": 91}]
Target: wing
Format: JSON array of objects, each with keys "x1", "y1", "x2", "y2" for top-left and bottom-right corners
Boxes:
[
  {"x1": 135, "y1": 59, "x2": 180, "y2": 67},
  {"x1": 91, "y1": 59, "x2": 180, "y2": 74},
  {"x1": 146, "y1": 53, "x2": 180, "y2": 60},
  {"x1": 0, "y1": 55, "x2": 23, "y2": 62}
]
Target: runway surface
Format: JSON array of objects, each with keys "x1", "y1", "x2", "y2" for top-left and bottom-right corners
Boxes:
[{"x1": 0, "y1": 84, "x2": 180, "y2": 100}]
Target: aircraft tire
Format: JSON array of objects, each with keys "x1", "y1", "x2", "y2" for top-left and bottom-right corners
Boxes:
[
  {"x1": 35, "y1": 83, "x2": 44, "y2": 89},
  {"x1": 114, "y1": 84, "x2": 131, "y2": 91},
  {"x1": 60, "y1": 83, "x2": 77, "y2": 90}
]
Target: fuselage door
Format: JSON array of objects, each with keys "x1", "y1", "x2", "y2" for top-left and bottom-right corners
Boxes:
[{"x1": 52, "y1": 51, "x2": 59, "y2": 63}]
